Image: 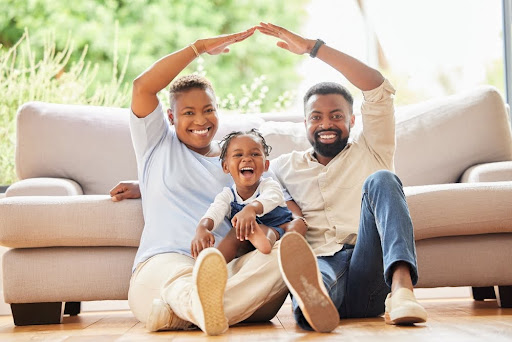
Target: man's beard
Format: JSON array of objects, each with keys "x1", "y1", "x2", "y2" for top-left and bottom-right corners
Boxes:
[{"x1": 308, "y1": 128, "x2": 349, "y2": 158}]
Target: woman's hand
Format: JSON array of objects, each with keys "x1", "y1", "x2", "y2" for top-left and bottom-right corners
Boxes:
[
  {"x1": 110, "y1": 181, "x2": 141, "y2": 202},
  {"x1": 256, "y1": 22, "x2": 314, "y2": 55},
  {"x1": 195, "y1": 27, "x2": 257, "y2": 55}
]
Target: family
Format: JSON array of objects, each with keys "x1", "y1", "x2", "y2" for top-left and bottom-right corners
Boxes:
[{"x1": 109, "y1": 22, "x2": 428, "y2": 335}]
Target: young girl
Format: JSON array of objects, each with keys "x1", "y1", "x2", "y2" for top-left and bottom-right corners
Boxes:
[{"x1": 191, "y1": 129, "x2": 293, "y2": 263}]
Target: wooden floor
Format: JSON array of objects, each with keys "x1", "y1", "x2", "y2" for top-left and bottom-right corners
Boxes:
[{"x1": 0, "y1": 298, "x2": 511, "y2": 341}]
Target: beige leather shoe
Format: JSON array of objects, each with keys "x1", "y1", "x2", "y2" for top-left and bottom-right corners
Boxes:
[
  {"x1": 384, "y1": 288, "x2": 428, "y2": 325},
  {"x1": 278, "y1": 232, "x2": 339, "y2": 333},
  {"x1": 193, "y1": 248, "x2": 229, "y2": 336},
  {"x1": 145, "y1": 298, "x2": 193, "y2": 332}
]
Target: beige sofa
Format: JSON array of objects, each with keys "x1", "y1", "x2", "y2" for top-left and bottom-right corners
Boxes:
[{"x1": 1, "y1": 86, "x2": 512, "y2": 326}]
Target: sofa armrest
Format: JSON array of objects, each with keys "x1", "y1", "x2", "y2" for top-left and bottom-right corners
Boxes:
[
  {"x1": 0, "y1": 195, "x2": 143, "y2": 248},
  {"x1": 5, "y1": 178, "x2": 84, "y2": 197},
  {"x1": 405, "y1": 181, "x2": 512, "y2": 241},
  {"x1": 460, "y1": 161, "x2": 512, "y2": 183}
]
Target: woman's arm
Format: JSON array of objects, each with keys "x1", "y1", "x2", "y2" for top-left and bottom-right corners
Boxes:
[{"x1": 131, "y1": 27, "x2": 256, "y2": 117}]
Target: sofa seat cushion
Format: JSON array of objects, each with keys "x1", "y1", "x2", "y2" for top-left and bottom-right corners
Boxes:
[
  {"x1": 406, "y1": 181, "x2": 512, "y2": 241},
  {"x1": 0, "y1": 195, "x2": 143, "y2": 248}
]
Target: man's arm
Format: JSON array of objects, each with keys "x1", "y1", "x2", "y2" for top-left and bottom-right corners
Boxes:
[
  {"x1": 132, "y1": 27, "x2": 256, "y2": 117},
  {"x1": 256, "y1": 22, "x2": 383, "y2": 91},
  {"x1": 110, "y1": 181, "x2": 141, "y2": 201},
  {"x1": 282, "y1": 200, "x2": 308, "y2": 236}
]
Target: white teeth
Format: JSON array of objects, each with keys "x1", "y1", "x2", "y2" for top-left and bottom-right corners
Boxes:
[
  {"x1": 319, "y1": 134, "x2": 336, "y2": 139},
  {"x1": 192, "y1": 129, "x2": 208, "y2": 134},
  {"x1": 240, "y1": 167, "x2": 254, "y2": 171}
]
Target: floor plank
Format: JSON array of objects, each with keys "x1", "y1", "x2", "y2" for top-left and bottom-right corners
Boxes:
[{"x1": 0, "y1": 298, "x2": 511, "y2": 341}]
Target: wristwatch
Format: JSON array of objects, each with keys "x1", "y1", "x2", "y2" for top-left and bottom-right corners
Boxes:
[{"x1": 309, "y1": 39, "x2": 325, "y2": 58}]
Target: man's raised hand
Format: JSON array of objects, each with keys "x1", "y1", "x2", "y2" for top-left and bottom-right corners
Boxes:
[{"x1": 256, "y1": 22, "x2": 314, "y2": 55}]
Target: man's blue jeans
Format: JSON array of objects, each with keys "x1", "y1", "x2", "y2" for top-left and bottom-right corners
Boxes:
[{"x1": 292, "y1": 170, "x2": 419, "y2": 330}]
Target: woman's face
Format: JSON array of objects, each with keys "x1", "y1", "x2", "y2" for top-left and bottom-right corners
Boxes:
[{"x1": 168, "y1": 88, "x2": 219, "y2": 155}]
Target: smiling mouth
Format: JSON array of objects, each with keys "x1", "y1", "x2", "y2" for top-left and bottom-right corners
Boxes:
[
  {"x1": 240, "y1": 167, "x2": 254, "y2": 176},
  {"x1": 316, "y1": 130, "x2": 339, "y2": 141},
  {"x1": 190, "y1": 127, "x2": 211, "y2": 135},
  {"x1": 318, "y1": 133, "x2": 337, "y2": 139}
]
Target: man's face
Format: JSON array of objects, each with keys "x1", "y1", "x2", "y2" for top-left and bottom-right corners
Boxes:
[
  {"x1": 305, "y1": 93, "x2": 354, "y2": 161},
  {"x1": 168, "y1": 88, "x2": 219, "y2": 154}
]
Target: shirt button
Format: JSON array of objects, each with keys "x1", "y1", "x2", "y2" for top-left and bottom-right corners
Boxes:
[{"x1": 327, "y1": 207, "x2": 332, "y2": 211}]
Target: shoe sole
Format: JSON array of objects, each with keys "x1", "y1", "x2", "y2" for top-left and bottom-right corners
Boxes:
[
  {"x1": 385, "y1": 311, "x2": 427, "y2": 325},
  {"x1": 278, "y1": 232, "x2": 339, "y2": 333},
  {"x1": 195, "y1": 249, "x2": 229, "y2": 336}
]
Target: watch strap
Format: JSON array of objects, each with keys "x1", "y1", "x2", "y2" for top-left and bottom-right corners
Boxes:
[{"x1": 309, "y1": 39, "x2": 325, "y2": 58}]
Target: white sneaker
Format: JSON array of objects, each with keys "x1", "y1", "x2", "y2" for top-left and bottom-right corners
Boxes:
[
  {"x1": 278, "y1": 232, "x2": 339, "y2": 333},
  {"x1": 193, "y1": 248, "x2": 229, "y2": 336},
  {"x1": 384, "y1": 288, "x2": 427, "y2": 325},
  {"x1": 145, "y1": 298, "x2": 193, "y2": 332}
]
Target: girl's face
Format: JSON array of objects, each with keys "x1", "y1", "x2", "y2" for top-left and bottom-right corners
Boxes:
[
  {"x1": 222, "y1": 135, "x2": 270, "y2": 194},
  {"x1": 167, "y1": 88, "x2": 219, "y2": 155}
]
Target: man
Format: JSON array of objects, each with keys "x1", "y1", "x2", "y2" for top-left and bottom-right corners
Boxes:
[{"x1": 257, "y1": 22, "x2": 427, "y2": 332}]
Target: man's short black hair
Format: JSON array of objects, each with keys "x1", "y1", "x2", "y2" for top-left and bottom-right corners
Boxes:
[{"x1": 303, "y1": 82, "x2": 354, "y2": 114}]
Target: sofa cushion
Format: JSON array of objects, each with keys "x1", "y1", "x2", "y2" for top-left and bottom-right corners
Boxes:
[
  {"x1": 394, "y1": 86, "x2": 512, "y2": 186},
  {"x1": 259, "y1": 121, "x2": 312, "y2": 159},
  {"x1": 16, "y1": 102, "x2": 138, "y2": 195},
  {"x1": 0, "y1": 195, "x2": 143, "y2": 248},
  {"x1": 405, "y1": 181, "x2": 512, "y2": 241},
  {"x1": 214, "y1": 113, "x2": 265, "y2": 141}
]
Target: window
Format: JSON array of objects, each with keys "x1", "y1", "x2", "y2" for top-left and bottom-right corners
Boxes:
[{"x1": 296, "y1": 0, "x2": 504, "y2": 110}]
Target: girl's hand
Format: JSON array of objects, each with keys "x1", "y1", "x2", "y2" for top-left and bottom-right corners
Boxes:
[
  {"x1": 256, "y1": 22, "x2": 314, "y2": 55},
  {"x1": 232, "y1": 206, "x2": 258, "y2": 241},
  {"x1": 191, "y1": 227, "x2": 215, "y2": 258},
  {"x1": 195, "y1": 27, "x2": 257, "y2": 55}
]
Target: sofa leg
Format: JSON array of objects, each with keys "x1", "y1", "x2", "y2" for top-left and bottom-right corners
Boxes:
[
  {"x1": 472, "y1": 286, "x2": 496, "y2": 301},
  {"x1": 64, "y1": 302, "x2": 81, "y2": 316},
  {"x1": 495, "y1": 286, "x2": 512, "y2": 308},
  {"x1": 10, "y1": 302, "x2": 64, "y2": 326}
]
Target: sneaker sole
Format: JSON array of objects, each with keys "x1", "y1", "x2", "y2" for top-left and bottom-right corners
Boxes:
[
  {"x1": 278, "y1": 232, "x2": 339, "y2": 333},
  {"x1": 195, "y1": 249, "x2": 228, "y2": 336},
  {"x1": 385, "y1": 309, "x2": 427, "y2": 325}
]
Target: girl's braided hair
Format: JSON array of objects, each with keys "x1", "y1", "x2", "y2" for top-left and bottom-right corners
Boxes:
[{"x1": 219, "y1": 128, "x2": 272, "y2": 161}]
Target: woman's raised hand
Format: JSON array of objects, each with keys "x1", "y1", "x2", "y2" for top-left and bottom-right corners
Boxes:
[
  {"x1": 256, "y1": 22, "x2": 313, "y2": 55},
  {"x1": 195, "y1": 27, "x2": 257, "y2": 55}
]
